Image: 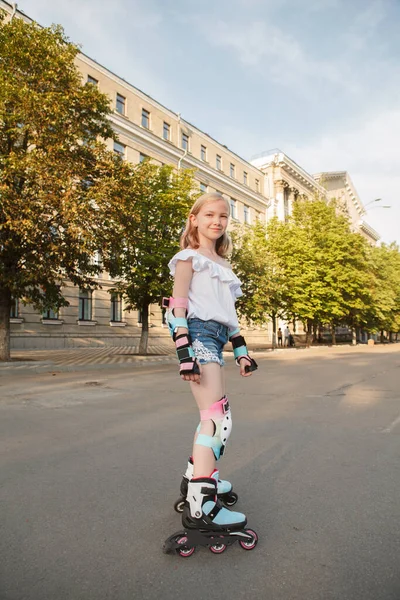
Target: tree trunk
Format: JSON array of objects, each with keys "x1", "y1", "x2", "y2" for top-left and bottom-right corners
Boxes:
[
  {"x1": 138, "y1": 302, "x2": 149, "y2": 355},
  {"x1": 331, "y1": 322, "x2": 336, "y2": 345},
  {"x1": 352, "y1": 328, "x2": 357, "y2": 346},
  {"x1": 380, "y1": 330, "x2": 385, "y2": 344},
  {"x1": 306, "y1": 320, "x2": 312, "y2": 347},
  {"x1": 0, "y1": 287, "x2": 12, "y2": 361},
  {"x1": 271, "y1": 311, "x2": 277, "y2": 348},
  {"x1": 389, "y1": 331, "x2": 393, "y2": 343},
  {"x1": 312, "y1": 321, "x2": 317, "y2": 343}
]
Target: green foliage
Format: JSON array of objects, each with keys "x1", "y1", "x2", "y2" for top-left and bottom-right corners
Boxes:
[
  {"x1": 365, "y1": 243, "x2": 400, "y2": 333},
  {"x1": 230, "y1": 220, "x2": 286, "y2": 325},
  {"x1": 101, "y1": 159, "x2": 197, "y2": 325},
  {"x1": 265, "y1": 198, "x2": 376, "y2": 330},
  {"x1": 0, "y1": 13, "x2": 115, "y2": 312}
]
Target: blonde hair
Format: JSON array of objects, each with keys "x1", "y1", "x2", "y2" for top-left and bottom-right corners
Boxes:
[{"x1": 180, "y1": 192, "x2": 232, "y2": 257}]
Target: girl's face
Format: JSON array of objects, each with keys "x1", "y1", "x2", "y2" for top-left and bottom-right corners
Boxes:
[{"x1": 190, "y1": 199, "x2": 229, "y2": 244}]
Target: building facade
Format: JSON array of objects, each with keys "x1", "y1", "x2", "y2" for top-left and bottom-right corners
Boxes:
[
  {"x1": 313, "y1": 171, "x2": 380, "y2": 244},
  {"x1": 3, "y1": 0, "x2": 272, "y2": 349},
  {"x1": 3, "y1": 1, "x2": 380, "y2": 349}
]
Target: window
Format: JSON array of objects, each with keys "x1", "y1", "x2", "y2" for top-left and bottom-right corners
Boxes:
[
  {"x1": 113, "y1": 141, "x2": 126, "y2": 158},
  {"x1": 216, "y1": 154, "x2": 222, "y2": 170},
  {"x1": 181, "y1": 132, "x2": 189, "y2": 151},
  {"x1": 243, "y1": 171, "x2": 248, "y2": 185},
  {"x1": 42, "y1": 308, "x2": 58, "y2": 320},
  {"x1": 244, "y1": 205, "x2": 250, "y2": 224},
  {"x1": 163, "y1": 122, "x2": 170, "y2": 141},
  {"x1": 139, "y1": 152, "x2": 148, "y2": 163},
  {"x1": 10, "y1": 298, "x2": 18, "y2": 318},
  {"x1": 255, "y1": 178, "x2": 260, "y2": 192},
  {"x1": 141, "y1": 108, "x2": 150, "y2": 128},
  {"x1": 230, "y1": 163, "x2": 235, "y2": 178},
  {"x1": 230, "y1": 198, "x2": 237, "y2": 220},
  {"x1": 200, "y1": 182, "x2": 207, "y2": 192},
  {"x1": 110, "y1": 293, "x2": 122, "y2": 322},
  {"x1": 116, "y1": 93, "x2": 126, "y2": 115},
  {"x1": 79, "y1": 290, "x2": 92, "y2": 321},
  {"x1": 201, "y1": 145, "x2": 207, "y2": 161},
  {"x1": 87, "y1": 75, "x2": 98, "y2": 86}
]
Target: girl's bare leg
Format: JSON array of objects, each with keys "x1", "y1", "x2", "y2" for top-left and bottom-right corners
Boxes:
[{"x1": 190, "y1": 362, "x2": 225, "y2": 478}]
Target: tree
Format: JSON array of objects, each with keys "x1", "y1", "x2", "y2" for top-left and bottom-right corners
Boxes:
[
  {"x1": 102, "y1": 159, "x2": 197, "y2": 354},
  {"x1": 0, "y1": 13, "x2": 115, "y2": 360},
  {"x1": 365, "y1": 243, "x2": 400, "y2": 339},
  {"x1": 230, "y1": 220, "x2": 286, "y2": 345},
  {"x1": 265, "y1": 198, "x2": 373, "y2": 344}
]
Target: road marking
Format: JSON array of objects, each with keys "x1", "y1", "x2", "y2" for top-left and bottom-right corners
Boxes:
[{"x1": 383, "y1": 414, "x2": 400, "y2": 433}]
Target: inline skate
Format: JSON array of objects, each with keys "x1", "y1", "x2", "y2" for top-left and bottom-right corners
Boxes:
[
  {"x1": 173, "y1": 457, "x2": 238, "y2": 513},
  {"x1": 164, "y1": 470, "x2": 258, "y2": 557}
]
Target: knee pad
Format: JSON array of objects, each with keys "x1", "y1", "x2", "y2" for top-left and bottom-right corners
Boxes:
[{"x1": 195, "y1": 396, "x2": 232, "y2": 460}]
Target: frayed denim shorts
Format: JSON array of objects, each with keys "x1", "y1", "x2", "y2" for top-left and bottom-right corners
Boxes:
[{"x1": 188, "y1": 318, "x2": 229, "y2": 367}]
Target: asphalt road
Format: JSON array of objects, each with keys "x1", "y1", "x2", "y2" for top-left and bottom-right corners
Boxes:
[{"x1": 1, "y1": 345, "x2": 399, "y2": 600}]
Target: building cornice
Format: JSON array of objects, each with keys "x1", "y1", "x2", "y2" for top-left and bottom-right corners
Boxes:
[
  {"x1": 111, "y1": 115, "x2": 269, "y2": 209},
  {"x1": 315, "y1": 171, "x2": 364, "y2": 216},
  {"x1": 252, "y1": 151, "x2": 326, "y2": 196},
  {"x1": 358, "y1": 220, "x2": 380, "y2": 241}
]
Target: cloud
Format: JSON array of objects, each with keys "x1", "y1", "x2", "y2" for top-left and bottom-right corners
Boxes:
[
  {"x1": 190, "y1": 16, "x2": 360, "y2": 96},
  {"x1": 284, "y1": 108, "x2": 400, "y2": 243}
]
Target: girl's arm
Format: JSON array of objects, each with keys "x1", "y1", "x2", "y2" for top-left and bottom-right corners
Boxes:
[
  {"x1": 169, "y1": 259, "x2": 202, "y2": 383},
  {"x1": 172, "y1": 259, "x2": 194, "y2": 337},
  {"x1": 228, "y1": 329, "x2": 258, "y2": 377}
]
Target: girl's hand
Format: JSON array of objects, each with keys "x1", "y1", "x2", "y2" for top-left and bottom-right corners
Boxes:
[
  {"x1": 181, "y1": 361, "x2": 202, "y2": 384},
  {"x1": 239, "y1": 356, "x2": 254, "y2": 377}
]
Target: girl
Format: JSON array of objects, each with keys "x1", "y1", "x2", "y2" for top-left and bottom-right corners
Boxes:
[{"x1": 163, "y1": 192, "x2": 258, "y2": 554}]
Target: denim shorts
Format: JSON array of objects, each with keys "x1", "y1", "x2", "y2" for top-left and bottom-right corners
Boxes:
[{"x1": 188, "y1": 318, "x2": 229, "y2": 367}]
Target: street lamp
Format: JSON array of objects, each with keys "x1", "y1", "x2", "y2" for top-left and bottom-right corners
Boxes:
[{"x1": 361, "y1": 198, "x2": 391, "y2": 215}]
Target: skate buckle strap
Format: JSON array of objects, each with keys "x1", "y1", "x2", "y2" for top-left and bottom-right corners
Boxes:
[
  {"x1": 200, "y1": 396, "x2": 230, "y2": 421},
  {"x1": 162, "y1": 297, "x2": 188, "y2": 309},
  {"x1": 208, "y1": 500, "x2": 223, "y2": 520}
]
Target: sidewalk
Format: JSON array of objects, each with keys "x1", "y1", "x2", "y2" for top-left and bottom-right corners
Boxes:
[
  {"x1": 2, "y1": 341, "x2": 383, "y2": 377},
  {"x1": 0, "y1": 345, "x2": 177, "y2": 376},
  {"x1": 0, "y1": 343, "x2": 276, "y2": 376}
]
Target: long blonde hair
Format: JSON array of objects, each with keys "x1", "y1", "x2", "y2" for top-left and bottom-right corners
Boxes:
[{"x1": 180, "y1": 192, "x2": 232, "y2": 257}]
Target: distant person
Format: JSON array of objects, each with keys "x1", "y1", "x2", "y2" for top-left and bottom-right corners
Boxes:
[
  {"x1": 277, "y1": 327, "x2": 283, "y2": 346},
  {"x1": 284, "y1": 326, "x2": 290, "y2": 347}
]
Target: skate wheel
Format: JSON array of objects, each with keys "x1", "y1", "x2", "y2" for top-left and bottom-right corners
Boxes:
[
  {"x1": 173, "y1": 498, "x2": 185, "y2": 513},
  {"x1": 209, "y1": 542, "x2": 227, "y2": 554},
  {"x1": 176, "y1": 536, "x2": 195, "y2": 557},
  {"x1": 239, "y1": 529, "x2": 258, "y2": 551},
  {"x1": 224, "y1": 491, "x2": 238, "y2": 507}
]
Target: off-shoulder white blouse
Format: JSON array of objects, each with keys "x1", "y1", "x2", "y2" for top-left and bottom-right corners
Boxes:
[{"x1": 168, "y1": 249, "x2": 242, "y2": 331}]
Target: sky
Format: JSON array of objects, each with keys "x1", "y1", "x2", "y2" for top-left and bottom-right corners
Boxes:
[{"x1": 17, "y1": 0, "x2": 400, "y2": 244}]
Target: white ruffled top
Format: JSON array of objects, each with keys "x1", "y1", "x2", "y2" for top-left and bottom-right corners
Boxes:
[{"x1": 168, "y1": 249, "x2": 243, "y2": 331}]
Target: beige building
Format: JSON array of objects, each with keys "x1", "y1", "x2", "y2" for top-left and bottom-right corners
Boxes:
[
  {"x1": 3, "y1": 0, "x2": 272, "y2": 349},
  {"x1": 3, "y1": 1, "x2": 380, "y2": 349},
  {"x1": 251, "y1": 149, "x2": 327, "y2": 222},
  {"x1": 313, "y1": 171, "x2": 380, "y2": 244},
  {"x1": 251, "y1": 151, "x2": 380, "y2": 245}
]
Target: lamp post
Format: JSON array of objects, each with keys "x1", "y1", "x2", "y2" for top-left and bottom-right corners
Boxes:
[{"x1": 362, "y1": 198, "x2": 391, "y2": 215}]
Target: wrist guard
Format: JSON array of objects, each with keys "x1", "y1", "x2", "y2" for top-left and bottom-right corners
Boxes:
[
  {"x1": 175, "y1": 333, "x2": 201, "y2": 376},
  {"x1": 231, "y1": 334, "x2": 258, "y2": 373},
  {"x1": 162, "y1": 296, "x2": 189, "y2": 340}
]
